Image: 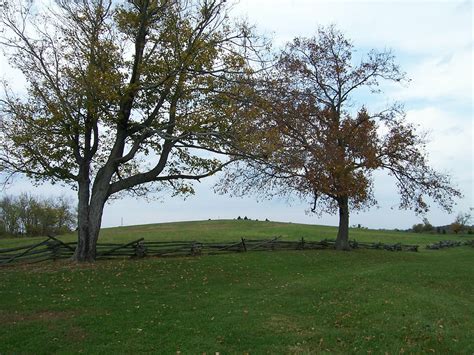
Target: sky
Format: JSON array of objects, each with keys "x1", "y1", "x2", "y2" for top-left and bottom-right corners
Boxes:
[{"x1": 0, "y1": 0, "x2": 472, "y2": 230}]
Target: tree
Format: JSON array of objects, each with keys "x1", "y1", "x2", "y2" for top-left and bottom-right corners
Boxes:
[
  {"x1": 450, "y1": 210, "x2": 472, "y2": 234},
  {"x1": 0, "y1": 195, "x2": 21, "y2": 235},
  {"x1": 0, "y1": 0, "x2": 262, "y2": 260},
  {"x1": 0, "y1": 193, "x2": 76, "y2": 236},
  {"x1": 220, "y1": 26, "x2": 461, "y2": 250}
]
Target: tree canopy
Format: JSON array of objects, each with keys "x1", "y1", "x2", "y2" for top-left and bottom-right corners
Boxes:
[
  {"x1": 220, "y1": 26, "x2": 461, "y2": 249},
  {"x1": 0, "y1": 0, "x2": 264, "y2": 260}
]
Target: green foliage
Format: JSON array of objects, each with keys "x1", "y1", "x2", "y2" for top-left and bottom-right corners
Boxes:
[
  {"x1": 412, "y1": 224, "x2": 423, "y2": 233},
  {"x1": 0, "y1": 193, "x2": 75, "y2": 237},
  {"x1": 0, "y1": 0, "x2": 267, "y2": 260},
  {"x1": 0, "y1": 0, "x2": 257, "y2": 191},
  {"x1": 412, "y1": 218, "x2": 433, "y2": 233}
]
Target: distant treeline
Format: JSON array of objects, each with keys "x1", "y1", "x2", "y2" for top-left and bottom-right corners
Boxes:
[
  {"x1": 0, "y1": 193, "x2": 76, "y2": 237},
  {"x1": 412, "y1": 214, "x2": 473, "y2": 235}
]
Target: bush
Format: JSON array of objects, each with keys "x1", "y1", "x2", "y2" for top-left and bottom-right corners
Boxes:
[
  {"x1": 412, "y1": 223, "x2": 424, "y2": 233},
  {"x1": 450, "y1": 222, "x2": 462, "y2": 234},
  {"x1": 412, "y1": 218, "x2": 433, "y2": 233}
]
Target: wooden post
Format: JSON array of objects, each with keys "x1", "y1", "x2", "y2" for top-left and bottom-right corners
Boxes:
[
  {"x1": 190, "y1": 242, "x2": 201, "y2": 256},
  {"x1": 241, "y1": 238, "x2": 247, "y2": 252},
  {"x1": 49, "y1": 242, "x2": 61, "y2": 261},
  {"x1": 301, "y1": 237, "x2": 305, "y2": 250},
  {"x1": 134, "y1": 241, "x2": 147, "y2": 258}
]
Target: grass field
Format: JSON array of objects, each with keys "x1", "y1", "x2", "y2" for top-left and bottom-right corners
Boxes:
[
  {"x1": 1, "y1": 220, "x2": 473, "y2": 353},
  {"x1": 0, "y1": 219, "x2": 470, "y2": 247}
]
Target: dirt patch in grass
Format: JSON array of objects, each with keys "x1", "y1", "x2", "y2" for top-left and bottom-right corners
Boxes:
[
  {"x1": 65, "y1": 325, "x2": 88, "y2": 342},
  {"x1": 0, "y1": 259, "x2": 117, "y2": 273},
  {"x1": 265, "y1": 314, "x2": 313, "y2": 336},
  {"x1": 266, "y1": 314, "x2": 326, "y2": 352},
  {"x1": 0, "y1": 310, "x2": 76, "y2": 325}
]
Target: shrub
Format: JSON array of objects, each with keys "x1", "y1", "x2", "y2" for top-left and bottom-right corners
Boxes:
[{"x1": 412, "y1": 218, "x2": 433, "y2": 233}]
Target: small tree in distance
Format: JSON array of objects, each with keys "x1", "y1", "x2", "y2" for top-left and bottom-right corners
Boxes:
[
  {"x1": 220, "y1": 26, "x2": 461, "y2": 250},
  {"x1": 450, "y1": 210, "x2": 472, "y2": 234}
]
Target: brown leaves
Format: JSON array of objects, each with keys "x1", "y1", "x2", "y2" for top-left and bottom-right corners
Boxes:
[{"x1": 222, "y1": 25, "x2": 460, "y2": 220}]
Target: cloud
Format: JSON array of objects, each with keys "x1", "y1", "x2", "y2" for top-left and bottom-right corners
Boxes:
[
  {"x1": 405, "y1": 106, "x2": 472, "y2": 170},
  {"x1": 391, "y1": 47, "x2": 473, "y2": 103},
  {"x1": 0, "y1": 54, "x2": 28, "y2": 95},
  {"x1": 233, "y1": 0, "x2": 472, "y2": 54}
]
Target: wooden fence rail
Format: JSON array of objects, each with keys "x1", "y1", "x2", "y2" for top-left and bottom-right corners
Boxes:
[{"x1": 0, "y1": 236, "x2": 472, "y2": 267}]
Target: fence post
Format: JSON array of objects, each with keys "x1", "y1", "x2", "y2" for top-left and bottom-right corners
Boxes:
[
  {"x1": 300, "y1": 237, "x2": 305, "y2": 250},
  {"x1": 50, "y1": 242, "x2": 61, "y2": 261},
  {"x1": 351, "y1": 240, "x2": 359, "y2": 249},
  {"x1": 134, "y1": 241, "x2": 147, "y2": 258},
  {"x1": 241, "y1": 238, "x2": 247, "y2": 252},
  {"x1": 191, "y1": 242, "x2": 201, "y2": 256},
  {"x1": 99, "y1": 238, "x2": 145, "y2": 257}
]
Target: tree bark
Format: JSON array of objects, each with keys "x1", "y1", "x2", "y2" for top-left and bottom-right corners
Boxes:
[
  {"x1": 73, "y1": 193, "x2": 106, "y2": 262},
  {"x1": 335, "y1": 196, "x2": 350, "y2": 251},
  {"x1": 72, "y1": 163, "x2": 109, "y2": 262},
  {"x1": 74, "y1": 181, "x2": 93, "y2": 261}
]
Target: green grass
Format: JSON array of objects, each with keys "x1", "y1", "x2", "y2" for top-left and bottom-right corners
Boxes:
[
  {"x1": 0, "y1": 219, "x2": 470, "y2": 248},
  {"x1": 1, "y1": 220, "x2": 473, "y2": 353}
]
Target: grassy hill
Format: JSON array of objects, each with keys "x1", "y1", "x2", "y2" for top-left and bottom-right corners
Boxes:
[
  {"x1": 1, "y1": 220, "x2": 473, "y2": 353},
  {"x1": 0, "y1": 219, "x2": 470, "y2": 248}
]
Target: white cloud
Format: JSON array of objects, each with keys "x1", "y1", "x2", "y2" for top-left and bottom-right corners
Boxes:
[
  {"x1": 405, "y1": 106, "x2": 472, "y2": 170},
  {"x1": 391, "y1": 48, "x2": 473, "y2": 102},
  {"x1": 403, "y1": 107, "x2": 473, "y2": 219},
  {"x1": 0, "y1": 54, "x2": 28, "y2": 95},
  {"x1": 232, "y1": 0, "x2": 472, "y2": 54}
]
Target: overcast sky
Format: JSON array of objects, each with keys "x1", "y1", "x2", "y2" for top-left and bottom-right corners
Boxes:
[{"x1": 1, "y1": 0, "x2": 472, "y2": 229}]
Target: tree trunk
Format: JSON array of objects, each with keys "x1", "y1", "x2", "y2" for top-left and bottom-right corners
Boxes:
[
  {"x1": 73, "y1": 223, "x2": 96, "y2": 262},
  {"x1": 73, "y1": 163, "x2": 113, "y2": 262},
  {"x1": 335, "y1": 196, "x2": 350, "y2": 251},
  {"x1": 73, "y1": 214, "x2": 102, "y2": 262},
  {"x1": 74, "y1": 184, "x2": 91, "y2": 261},
  {"x1": 73, "y1": 194, "x2": 106, "y2": 262},
  {"x1": 72, "y1": 160, "x2": 110, "y2": 262}
]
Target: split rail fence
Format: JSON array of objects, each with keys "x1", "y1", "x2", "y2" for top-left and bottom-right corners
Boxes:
[{"x1": 0, "y1": 236, "x2": 472, "y2": 266}]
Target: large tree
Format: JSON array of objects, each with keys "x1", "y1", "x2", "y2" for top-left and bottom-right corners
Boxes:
[
  {"x1": 220, "y1": 26, "x2": 461, "y2": 250},
  {"x1": 0, "y1": 0, "x2": 262, "y2": 261}
]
